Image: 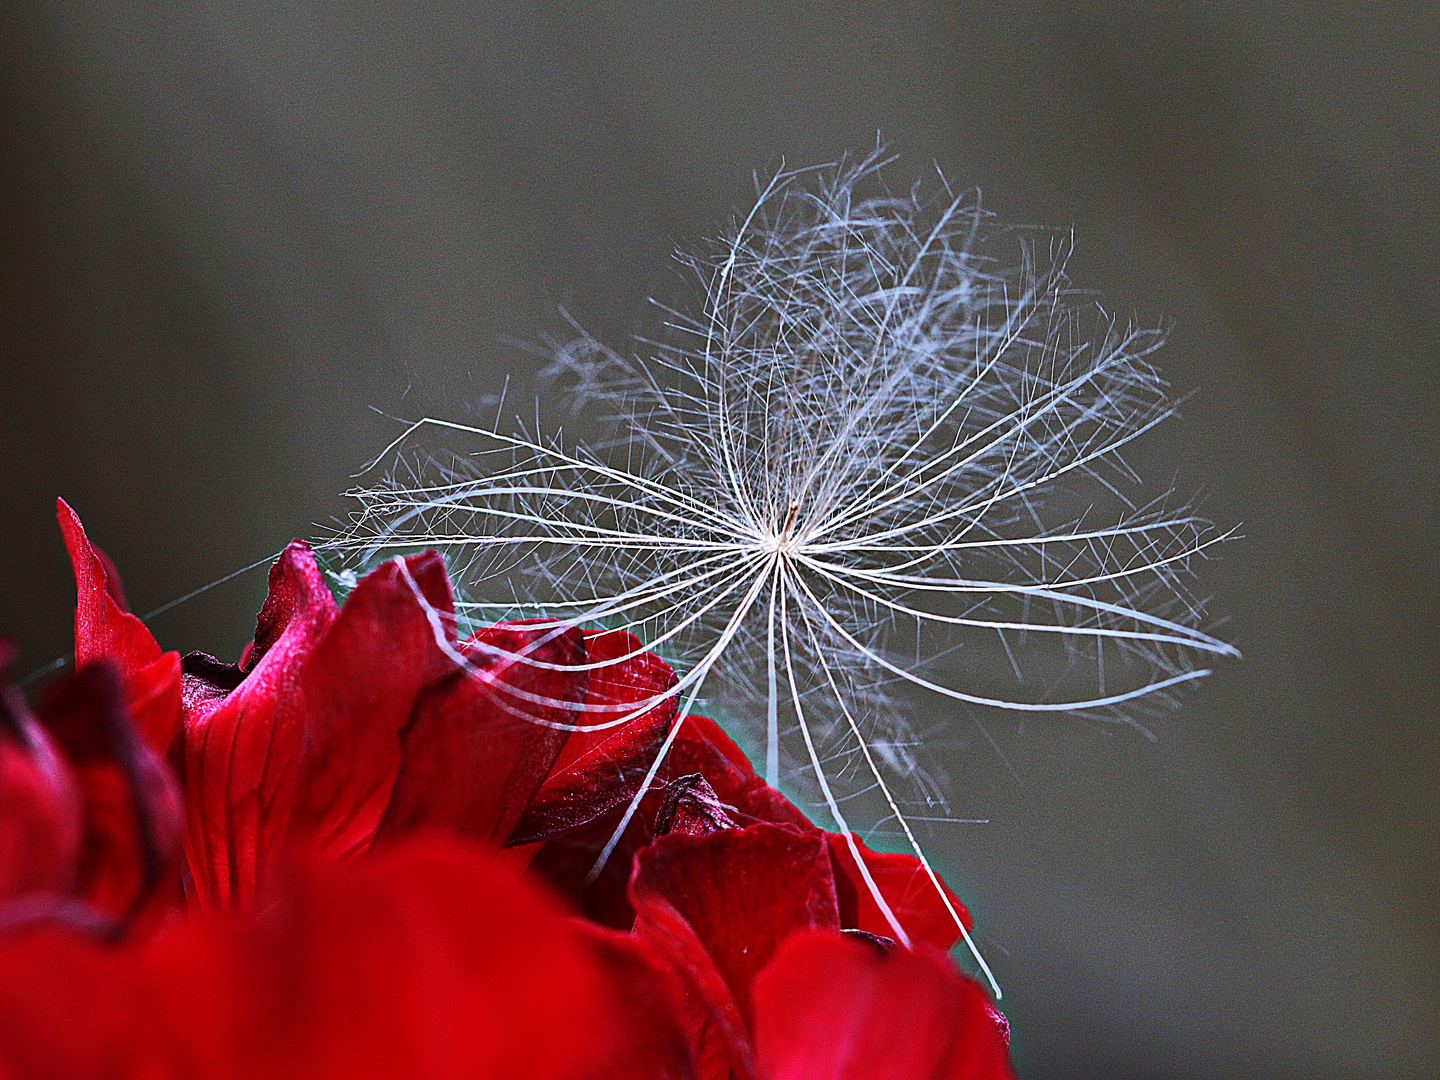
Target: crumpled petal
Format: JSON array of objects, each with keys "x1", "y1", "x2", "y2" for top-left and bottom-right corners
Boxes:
[
  {"x1": 181, "y1": 541, "x2": 337, "y2": 911},
  {"x1": 668, "y1": 716, "x2": 811, "y2": 830},
  {"x1": 751, "y1": 930, "x2": 1014, "y2": 1080},
  {"x1": 653, "y1": 774, "x2": 737, "y2": 838},
  {"x1": 56, "y1": 500, "x2": 181, "y2": 757}
]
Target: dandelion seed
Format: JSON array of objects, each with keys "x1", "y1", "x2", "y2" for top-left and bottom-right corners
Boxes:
[{"x1": 328, "y1": 149, "x2": 1237, "y2": 997}]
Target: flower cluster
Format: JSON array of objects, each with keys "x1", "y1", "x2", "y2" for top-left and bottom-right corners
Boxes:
[{"x1": 0, "y1": 501, "x2": 1014, "y2": 1079}]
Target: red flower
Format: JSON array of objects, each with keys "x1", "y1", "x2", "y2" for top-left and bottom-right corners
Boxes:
[
  {"x1": 28, "y1": 503, "x2": 1017, "y2": 1078},
  {"x1": 0, "y1": 835, "x2": 694, "y2": 1080}
]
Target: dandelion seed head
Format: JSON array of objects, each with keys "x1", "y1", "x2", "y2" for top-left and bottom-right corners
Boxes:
[{"x1": 326, "y1": 149, "x2": 1237, "y2": 994}]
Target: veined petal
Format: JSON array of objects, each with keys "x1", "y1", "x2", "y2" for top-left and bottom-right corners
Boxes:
[{"x1": 180, "y1": 541, "x2": 336, "y2": 911}]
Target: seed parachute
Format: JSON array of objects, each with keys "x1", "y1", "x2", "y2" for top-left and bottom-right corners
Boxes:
[{"x1": 330, "y1": 149, "x2": 1237, "y2": 995}]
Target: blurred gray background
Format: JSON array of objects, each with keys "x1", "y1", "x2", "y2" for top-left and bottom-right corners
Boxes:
[{"x1": 2, "y1": 3, "x2": 1436, "y2": 1077}]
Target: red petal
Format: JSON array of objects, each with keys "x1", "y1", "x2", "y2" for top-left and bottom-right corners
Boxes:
[
  {"x1": 181, "y1": 542, "x2": 337, "y2": 911},
  {"x1": 627, "y1": 842, "x2": 756, "y2": 1080},
  {"x1": 0, "y1": 650, "x2": 83, "y2": 905},
  {"x1": 36, "y1": 663, "x2": 182, "y2": 926},
  {"x1": 665, "y1": 718, "x2": 973, "y2": 951},
  {"x1": 549, "y1": 629, "x2": 677, "y2": 774},
  {"x1": 508, "y1": 703, "x2": 676, "y2": 930},
  {"x1": 630, "y1": 823, "x2": 840, "y2": 1028},
  {"x1": 0, "y1": 928, "x2": 145, "y2": 1076},
  {"x1": 518, "y1": 713, "x2": 798, "y2": 931},
  {"x1": 56, "y1": 500, "x2": 181, "y2": 756},
  {"x1": 247, "y1": 542, "x2": 339, "y2": 667},
  {"x1": 0, "y1": 837, "x2": 697, "y2": 1079},
  {"x1": 826, "y1": 832, "x2": 972, "y2": 952},
  {"x1": 290, "y1": 552, "x2": 458, "y2": 860},
  {"x1": 508, "y1": 703, "x2": 673, "y2": 846},
  {"x1": 752, "y1": 931, "x2": 1015, "y2": 1080},
  {"x1": 377, "y1": 622, "x2": 588, "y2": 845},
  {"x1": 157, "y1": 837, "x2": 695, "y2": 1078}
]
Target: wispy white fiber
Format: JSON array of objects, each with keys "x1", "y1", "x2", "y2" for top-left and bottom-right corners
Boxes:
[{"x1": 328, "y1": 149, "x2": 1236, "y2": 996}]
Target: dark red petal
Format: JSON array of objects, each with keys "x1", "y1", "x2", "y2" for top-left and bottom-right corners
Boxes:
[
  {"x1": 826, "y1": 832, "x2": 972, "y2": 952},
  {"x1": 123, "y1": 653, "x2": 182, "y2": 771},
  {"x1": 377, "y1": 622, "x2": 587, "y2": 845},
  {"x1": 181, "y1": 542, "x2": 337, "y2": 911},
  {"x1": 290, "y1": 552, "x2": 458, "y2": 860},
  {"x1": 670, "y1": 716, "x2": 811, "y2": 829},
  {"x1": 36, "y1": 663, "x2": 182, "y2": 926},
  {"x1": 630, "y1": 823, "x2": 840, "y2": 1028},
  {"x1": 627, "y1": 844, "x2": 757, "y2": 1080},
  {"x1": 506, "y1": 702, "x2": 679, "y2": 930},
  {"x1": 57, "y1": 500, "x2": 182, "y2": 757},
  {"x1": 752, "y1": 931, "x2": 1015, "y2": 1080},
  {"x1": 518, "y1": 714, "x2": 793, "y2": 932},
  {"x1": 508, "y1": 703, "x2": 674, "y2": 846},
  {"x1": 549, "y1": 629, "x2": 677, "y2": 774},
  {"x1": 0, "y1": 650, "x2": 83, "y2": 905}
]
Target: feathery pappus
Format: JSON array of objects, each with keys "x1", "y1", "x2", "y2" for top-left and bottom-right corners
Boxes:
[{"x1": 329, "y1": 149, "x2": 1238, "y2": 995}]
